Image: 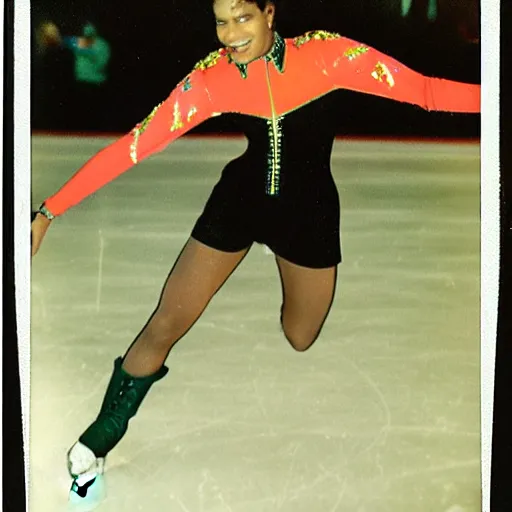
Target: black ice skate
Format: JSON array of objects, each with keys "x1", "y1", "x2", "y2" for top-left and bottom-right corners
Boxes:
[
  {"x1": 67, "y1": 357, "x2": 168, "y2": 509},
  {"x1": 78, "y1": 357, "x2": 169, "y2": 457}
]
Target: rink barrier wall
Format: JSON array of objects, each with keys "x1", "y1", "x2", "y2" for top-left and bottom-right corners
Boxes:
[{"x1": 31, "y1": 131, "x2": 480, "y2": 145}]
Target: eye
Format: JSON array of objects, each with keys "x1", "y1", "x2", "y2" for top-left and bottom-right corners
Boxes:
[
  {"x1": 215, "y1": 20, "x2": 226, "y2": 26},
  {"x1": 238, "y1": 15, "x2": 251, "y2": 22}
]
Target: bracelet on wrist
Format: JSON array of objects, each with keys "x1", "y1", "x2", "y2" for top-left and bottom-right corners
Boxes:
[{"x1": 38, "y1": 204, "x2": 55, "y2": 221}]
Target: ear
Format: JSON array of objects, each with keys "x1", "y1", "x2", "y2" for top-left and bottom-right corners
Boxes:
[{"x1": 265, "y1": 3, "x2": 275, "y2": 28}]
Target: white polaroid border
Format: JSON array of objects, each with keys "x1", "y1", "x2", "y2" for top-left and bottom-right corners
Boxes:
[
  {"x1": 14, "y1": 0, "x2": 31, "y2": 510},
  {"x1": 480, "y1": 0, "x2": 500, "y2": 510},
  {"x1": 13, "y1": 1, "x2": 499, "y2": 511}
]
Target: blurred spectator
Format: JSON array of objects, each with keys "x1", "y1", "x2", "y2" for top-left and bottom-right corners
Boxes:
[
  {"x1": 64, "y1": 23, "x2": 110, "y2": 86},
  {"x1": 401, "y1": 0, "x2": 437, "y2": 22},
  {"x1": 63, "y1": 22, "x2": 111, "y2": 131},
  {"x1": 40, "y1": 21, "x2": 112, "y2": 131}
]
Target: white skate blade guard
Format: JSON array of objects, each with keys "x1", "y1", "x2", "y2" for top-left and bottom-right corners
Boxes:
[
  {"x1": 67, "y1": 473, "x2": 106, "y2": 512},
  {"x1": 67, "y1": 442, "x2": 104, "y2": 478}
]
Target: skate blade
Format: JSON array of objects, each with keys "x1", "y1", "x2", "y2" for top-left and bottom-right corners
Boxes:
[{"x1": 67, "y1": 473, "x2": 106, "y2": 511}]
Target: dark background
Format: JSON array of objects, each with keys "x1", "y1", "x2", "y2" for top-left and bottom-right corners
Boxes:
[{"x1": 31, "y1": 0, "x2": 480, "y2": 138}]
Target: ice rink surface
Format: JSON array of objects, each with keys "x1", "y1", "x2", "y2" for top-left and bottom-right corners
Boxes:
[{"x1": 30, "y1": 136, "x2": 480, "y2": 512}]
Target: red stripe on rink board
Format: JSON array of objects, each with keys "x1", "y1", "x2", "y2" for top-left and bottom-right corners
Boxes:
[{"x1": 31, "y1": 130, "x2": 480, "y2": 145}]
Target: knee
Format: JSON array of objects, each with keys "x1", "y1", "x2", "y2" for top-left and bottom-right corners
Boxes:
[{"x1": 145, "y1": 309, "x2": 195, "y2": 346}]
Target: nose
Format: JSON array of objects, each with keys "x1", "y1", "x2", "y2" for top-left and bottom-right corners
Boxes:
[{"x1": 221, "y1": 23, "x2": 243, "y2": 46}]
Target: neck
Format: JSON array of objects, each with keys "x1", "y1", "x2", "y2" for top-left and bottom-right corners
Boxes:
[{"x1": 262, "y1": 30, "x2": 275, "y2": 57}]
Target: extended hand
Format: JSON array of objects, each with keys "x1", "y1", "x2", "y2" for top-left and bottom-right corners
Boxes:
[{"x1": 31, "y1": 213, "x2": 52, "y2": 257}]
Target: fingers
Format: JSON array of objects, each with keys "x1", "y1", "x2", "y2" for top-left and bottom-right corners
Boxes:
[
  {"x1": 31, "y1": 230, "x2": 41, "y2": 257},
  {"x1": 31, "y1": 214, "x2": 52, "y2": 257}
]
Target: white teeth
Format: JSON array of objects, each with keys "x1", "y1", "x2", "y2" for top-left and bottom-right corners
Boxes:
[{"x1": 232, "y1": 41, "x2": 250, "y2": 48}]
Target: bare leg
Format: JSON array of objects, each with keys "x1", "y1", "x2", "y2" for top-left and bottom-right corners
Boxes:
[
  {"x1": 123, "y1": 237, "x2": 251, "y2": 376},
  {"x1": 276, "y1": 256, "x2": 337, "y2": 352},
  {"x1": 69, "y1": 238, "x2": 251, "y2": 473}
]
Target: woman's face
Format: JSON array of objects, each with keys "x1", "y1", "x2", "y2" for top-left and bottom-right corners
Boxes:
[{"x1": 213, "y1": 0, "x2": 275, "y2": 64}]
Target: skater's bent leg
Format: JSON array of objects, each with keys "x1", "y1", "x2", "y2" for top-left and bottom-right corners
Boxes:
[
  {"x1": 276, "y1": 256, "x2": 337, "y2": 352},
  {"x1": 122, "y1": 237, "x2": 250, "y2": 376}
]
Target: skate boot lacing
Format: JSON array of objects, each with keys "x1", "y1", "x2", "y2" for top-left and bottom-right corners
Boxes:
[{"x1": 103, "y1": 377, "x2": 138, "y2": 432}]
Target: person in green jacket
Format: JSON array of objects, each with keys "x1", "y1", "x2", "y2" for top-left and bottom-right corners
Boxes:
[
  {"x1": 62, "y1": 23, "x2": 110, "y2": 86},
  {"x1": 45, "y1": 21, "x2": 111, "y2": 130}
]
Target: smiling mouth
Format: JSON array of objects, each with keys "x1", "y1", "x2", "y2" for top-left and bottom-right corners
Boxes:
[{"x1": 230, "y1": 40, "x2": 251, "y2": 53}]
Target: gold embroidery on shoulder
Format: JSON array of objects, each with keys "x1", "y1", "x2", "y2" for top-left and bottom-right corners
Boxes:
[
  {"x1": 130, "y1": 102, "x2": 163, "y2": 164},
  {"x1": 193, "y1": 49, "x2": 226, "y2": 71},
  {"x1": 344, "y1": 46, "x2": 369, "y2": 61},
  {"x1": 293, "y1": 30, "x2": 341, "y2": 48}
]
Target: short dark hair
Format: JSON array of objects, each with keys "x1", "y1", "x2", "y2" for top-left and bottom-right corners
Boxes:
[
  {"x1": 247, "y1": 0, "x2": 277, "y2": 11},
  {"x1": 213, "y1": 0, "x2": 279, "y2": 11}
]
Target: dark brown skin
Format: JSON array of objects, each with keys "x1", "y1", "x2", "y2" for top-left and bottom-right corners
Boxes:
[
  {"x1": 31, "y1": 213, "x2": 51, "y2": 257},
  {"x1": 213, "y1": 0, "x2": 275, "y2": 64}
]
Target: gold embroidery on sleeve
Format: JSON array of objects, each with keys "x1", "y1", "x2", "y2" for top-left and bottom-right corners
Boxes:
[
  {"x1": 371, "y1": 62, "x2": 395, "y2": 88},
  {"x1": 187, "y1": 106, "x2": 198, "y2": 123},
  {"x1": 170, "y1": 102, "x2": 184, "y2": 132},
  {"x1": 129, "y1": 102, "x2": 163, "y2": 164}
]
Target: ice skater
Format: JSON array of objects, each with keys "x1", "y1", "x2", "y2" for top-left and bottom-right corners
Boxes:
[{"x1": 31, "y1": 0, "x2": 480, "y2": 508}]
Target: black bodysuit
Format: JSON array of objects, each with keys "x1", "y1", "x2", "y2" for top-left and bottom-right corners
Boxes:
[{"x1": 193, "y1": 92, "x2": 342, "y2": 267}]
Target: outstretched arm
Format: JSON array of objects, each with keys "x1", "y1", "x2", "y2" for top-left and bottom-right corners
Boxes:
[
  {"x1": 42, "y1": 71, "x2": 213, "y2": 216},
  {"x1": 322, "y1": 36, "x2": 480, "y2": 113}
]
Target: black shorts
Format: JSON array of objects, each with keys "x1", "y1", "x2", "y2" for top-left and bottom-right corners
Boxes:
[{"x1": 191, "y1": 161, "x2": 342, "y2": 269}]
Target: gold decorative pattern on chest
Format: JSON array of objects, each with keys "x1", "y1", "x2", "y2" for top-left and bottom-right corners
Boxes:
[
  {"x1": 293, "y1": 30, "x2": 341, "y2": 48},
  {"x1": 129, "y1": 102, "x2": 163, "y2": 164}
]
